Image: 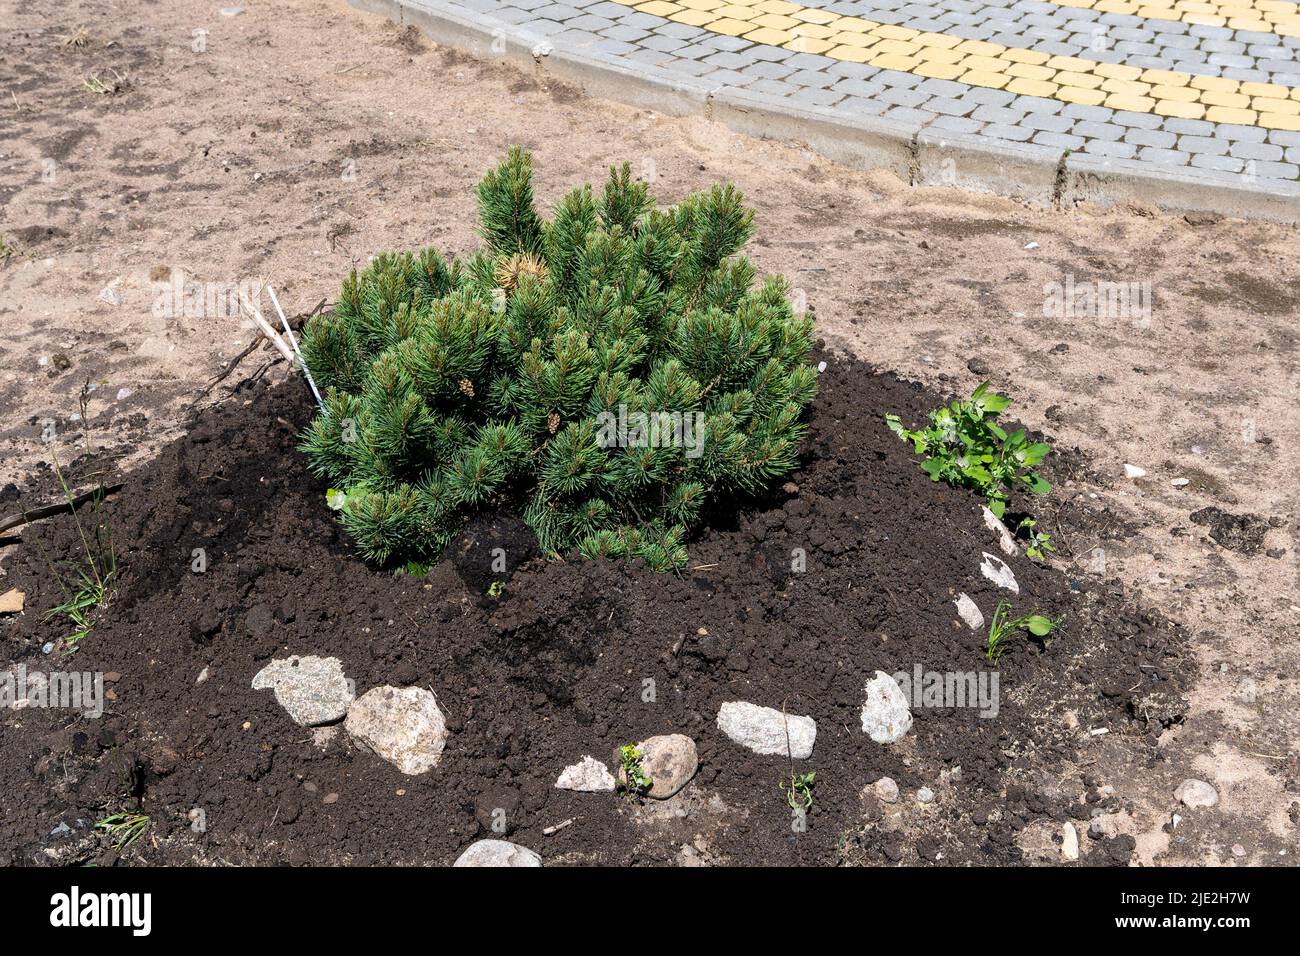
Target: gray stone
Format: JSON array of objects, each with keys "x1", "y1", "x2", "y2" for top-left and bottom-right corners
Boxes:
[
  {"x1": 979, "y1": 552, "x2": 1019, "y2": 593},
  {"x1": 555, "y1": 755, "x2": 616, "y2": 792},
  {"x1": 955, "y1": 592, "x2": 984, "y2": 630},
  {"x1": 345, "y1": 685, "x2": 447, "y2": 775},
  {"x1": 453, "y1": 840, "x2": 542, "y2": 867},
  {"x1": 617, "y1": 734, "x2": 697, "y2": 798},
  {"x1": 860, "y1": 670, "x2": 913, "y2": 743},
  {"x1": 1062, "y1": 821, "x2": 1080, "y2": 860},
  {"x1": 717, "y1": 701, "x2": 816, "y2": 758},
  {"x1": 251, "y1": 655, "x2": 353, "y2": 727},
  {"x1": 1174, "y1": 778, "x2": 1219, "y2": 808},
  {"x1": 873, "y1": 776, "x2": 900, "y2": 803},
  {"x1": 917, "y1": 786, "x2": 935, "y2": 803}
]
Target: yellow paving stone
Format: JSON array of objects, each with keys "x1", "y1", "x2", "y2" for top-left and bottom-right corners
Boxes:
[
  {"x1": 1005, "y1": 77, "x2": 1060, "y2": 98},
  {"x1": 829, "y1": 30, "x2": 876, "y2": 48},
  {"x1": 1094, "y1": 0, "x2": 1138, "y2": 12},
  {"x1": 955, "y1": 39, "x2": 1002, "y2": 56},
  {"x1": 792, "y1": 23, "x2": 839, "y2": 39},
  {"x1": 1057, "y1": 85, "x2": 1107, "y2": 105},
  {"x1": 636, "y1": 1, "x2": 683, "y2": 15},
  {"x1": 955, "y1": 69, "x2": 1007, "y2": 89},
  {"x1": 1141, "y1": 69, "x2": 1190, "y2": 87},
  {"x1": 676, "y1": 0, "x2": 726, "y2": 10},
  {"x1": 1152, "y1": 83, "x2": 1200, "y2": 102},
  {"x1": 1226, "y1": 17, "x2": 1271, "y2": 30},
  {"x1": 914, "y1": 32, "x2": 964, "y2": 49},
  {"x1": 745, "y1": 26, "x2": 796, "y2": 44},
  {"x1": 792, "y1": 7, "x2": 841, "y2": 23},
  {"x1": 915, "y1": 61, "x2": 967, "y2": 80},
  {"x1": 754, "y1": 12, "x2": 799, "y2": 28},
  {"x1": 1156, "y1": 99, "x2": 1206, "y2": 119},
  {"x1": 1241, "y1": 82, "x2": 1289, "y2": 100},
  {"x1": 1002, "y1": 47, "x2": 1051, "y2": 65},
  {"x1": 1006, "y1": 62, "x2": 1056, "y2": 81},
  {"x1": 870, "y1": 52, "x2": 920, "y2": 71},
  {"x1": 1093, "y1": 62, "x2": 1143, "y2": 81},
  {"x1": 1254, "y1": 96, "x2": 1300, "y2": 115},
  {"x1": 716, "y1": 4, "x2": 760, "y2": 18},
  {"x1": 833, "y1": 18, "x2": 872, "y2": 33},
  {"x1": 670, "y1": 8, "x2": 716, "y2": 25},
  {"x1": 1055, "y1": 70, "x2": 1104, "y2": 89},
  {"x1": 1205, "y1": 105, "x2": 1258, "y2": 124},
  {"x1": 1104, "y1": 93, "x2": 1157, "y2": 112},
  {"x1": 920, "y1": 47, "x2": 967, "y2": 65},
  {"x1": 1259, "y1": 113, "x2": 1300, "y2": 131},
  {"x1": 1189, "y1": 74, "x2": 1239, "y2": 93},
  {"x1": 1099, "y1": 77, "x2": 1152, "y2": 97},
  {"x1": 1201, "y1": 90, "x2": 1252, "y2": 109},
  {"x1": 756, "y1": 0, "x2": 800, "y2": 13},
  {"x1": 874, "y1": 38, "x2": 923, "y2": 56},
  {"x1": 1183, "y1": 13, "x2": 1226, "y2": 26},
  {"x1": 826, "y1": 43, "x2": 873, "y2": 62},
  {"x1": 1045, "y1": 55, "x2": 1096, "y2": 72},
  {"x1": 873, "y1": 24, "x2": 917, "y2": 40},
  {"x1": 962, "y1": 54, "x2": 1009, "y2": 73},
  {"x1": 708, "y1": 16, "x2": 759, "y2": 34},
  {"x1": 783, "y1": 36, "x2": 836, "y2": 54}
]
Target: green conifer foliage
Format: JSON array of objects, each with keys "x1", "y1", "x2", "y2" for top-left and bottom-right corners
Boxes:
[{"x1": 299, "y1": 148, "x2": 817, "y2": 571}]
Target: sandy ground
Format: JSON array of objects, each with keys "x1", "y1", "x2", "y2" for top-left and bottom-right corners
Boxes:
[{"x1": 0, "y1": 0, "x2": 1296, "y2": 865}]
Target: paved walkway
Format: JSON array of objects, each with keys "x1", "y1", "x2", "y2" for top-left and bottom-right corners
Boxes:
[{"x1": 375, "y1": 0, "x2": 1300, "y2": 204}]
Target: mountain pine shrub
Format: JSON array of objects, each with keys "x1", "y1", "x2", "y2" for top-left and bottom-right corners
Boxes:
[{"x1": 298, "y1": 148, "x2": 817, "y2": 572}]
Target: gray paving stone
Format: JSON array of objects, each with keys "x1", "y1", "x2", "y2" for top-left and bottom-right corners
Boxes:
[
  {"x1": 1189, "y1": 153, "x2": 1244, "y2": 174},
  {"x1": 1177, "y1": 135, "x2": 1229, "y2": 156},
  {"x1": 1024, "y1": 112, "x2": 1074, "y2": 133},
  {"x1": 1137, "y1": 146, "x2": 1190, "y2": 166},
  {"x1": 1081, "y1": 140, "x2": 1137, "y2": 159},
  {"x1": 929, "y1": 114, "x2": 985, "y2": 134},
  {"x1": 1125, "y1": 128, "x2": 1177, "y2": 149},
  {"x1": 1033, "y1": 130, "x2": 1085, "y2": 150},
  {"x1": 1228, "y1": 140, "x2": 1283, "y2": 162},
  {"x1": 1073, "y1": 120, "x2": 1124, "y2": 142},
  {"x1": 980, "y1": 122, "x2": 1035, "y2": 142}
]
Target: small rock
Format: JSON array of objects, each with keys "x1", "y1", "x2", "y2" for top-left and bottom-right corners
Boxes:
[
  {"x1": 345, "y1": 685, "x2": 448, "y2": 775},
  {"x1": 1235, "y1": 678, "x2": 1257, "y2": 704},
  {"x1": 1170, "y1": 477, "x2": 1189, "y2": 487},
  {"x1": 251, "y1": 656, "x2": 353, "y2": 727},
  {"x1": 617, "y1": 734, "x2": 697, "y2": 799},
  {"x1": 954, "y1": 592, "x2": 984, "y2": 630},
  {"x1": 1174, "y1": 778, "x2": 1218, "y2": 809},
  {"x1": 322, "y1": 792, "x2": 339, "y2": 805},
  {"x1": 1090, "y1": 814, "x2": 1120, "y2": 839},
  {"x1": 115, "y1": 387, "x2": 134, "y2": 401},
  {"x1": 1061, "y1": 710, "x2": 1079, "y2": 730},
  {"x1": 717, "y1": 701, "x2": 815, "y2": 758},
  {"x1": 983, "y1": 506, "x2": 1018, "y2": 556},
  {"x1": 1062, "y1": 822, "x2": 1079, "y2": 861},
  {"x1": 979, "y1": 552, "x2": 1018, "y2": 593},
  {"x1": 555, "y1": 755, "x2": 616, "y2": 792},
  {"x1": 196, "y1": 667, "x2": 210, "y2": 685},
  {"x1": 99, "y1": 284, "x2": 123, "y2": 306},
  {"x1": 453, "y1": 840, "x2": 541, "y2": 867},
  {"x1": 966, "y1": 357, "x2": 990, "y2": 376},
  {"x1": 860, "y1": 670, "x2": 913, "y2": 744},
  {"x1": 1123, "y1": 463, "x2": 1146, "y2": 479},
  {"x1": 219, "y1": 5, "x2": 245, "y2": 14},
  {"x1": 917, "y1": 787, "x2": 935, "y2": 804},
  {"x1": 0, "y1": 588, "x2": 24, "y2": 614},
  {"x1": 1231, "y1": 843, "x2": 1245, "y2": 858},
  {"x1": 873, "y1": 776, "x2": 899, "y2": 803}
]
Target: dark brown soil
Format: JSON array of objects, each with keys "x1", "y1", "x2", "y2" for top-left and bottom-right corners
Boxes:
[{"x1": 0, "y1": 355, "x2": 1189, "y2": 866}]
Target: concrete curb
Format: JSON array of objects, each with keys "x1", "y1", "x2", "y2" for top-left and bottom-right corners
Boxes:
[{"x1": 351, "y1": 0, "x2": 1300, "y2": 224}]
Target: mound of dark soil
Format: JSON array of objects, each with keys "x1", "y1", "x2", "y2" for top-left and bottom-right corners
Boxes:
[{"x1": 0, "y1": 355, "x2": 1188, "y2": 866}]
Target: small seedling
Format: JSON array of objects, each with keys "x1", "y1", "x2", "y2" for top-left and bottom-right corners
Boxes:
[
  {"x1": 0, "y1": 234, "x2": 18, "y2": 262},
  {"x1": 94, "y1": 812, "x2": 149, "y2": 849},
  {"x1": 486, "y1": 580, "x2": 505, "y2": 599},
  {"x1": 60, "y1": 28, "x2": 92, "y2": 48},
  {"x1": 617, "y1": 744, "x2": 652, "y2": 801},
  {"x1": 886, "y1": 382, "x2": 1051, "y2": 519},
  {"x1": 781, "y1": 770, "x2": 816, "y2": 813},
  {"x1": 1016, "y1": 517, "x2": 1055, "y2": 561},
  {"x1": 986, "y1": 599, "x2": 1056, "y2": 661},
  {"x1": 37, "y1": 392, "x2": 118, "y2": 651}
]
